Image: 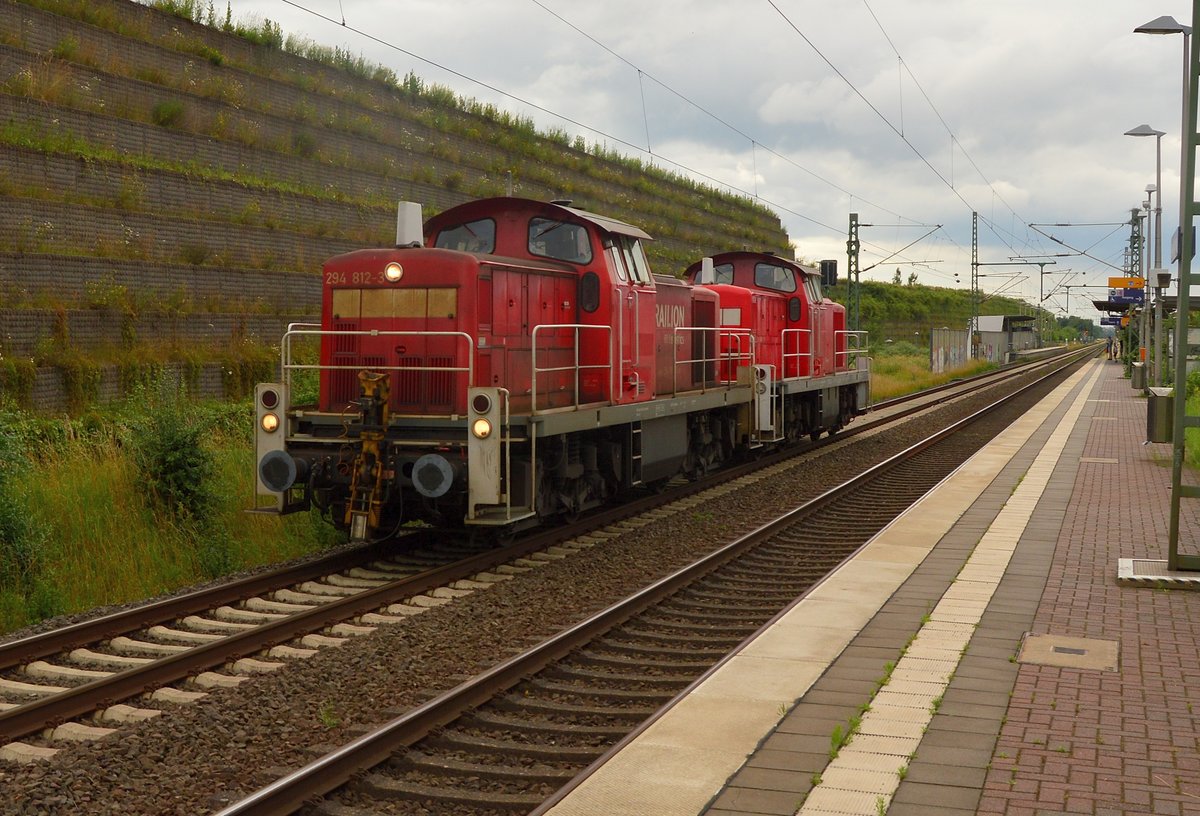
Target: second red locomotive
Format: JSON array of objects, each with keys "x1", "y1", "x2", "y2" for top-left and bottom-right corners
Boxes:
[{"x1": 254, "y1": 197, "x2": 869, "y2": 541}]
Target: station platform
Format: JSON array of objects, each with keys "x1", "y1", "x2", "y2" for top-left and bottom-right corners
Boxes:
[{"x1": 541, "y1": 356, "x2": 1200, "y2": 816}]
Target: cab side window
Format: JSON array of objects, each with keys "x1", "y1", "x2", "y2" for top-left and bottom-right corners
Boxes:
[
  {"x1": 529, "y1": 218, "x2": 593, "y2": 264},
  {"x1": 754, "y1": 263, "x2": 797, "y2": 293},
  {"x1": 433, "y1": 218, "x2": 496, "y2": 253},
  {"x1": 618, "y1": 236, "x2": 653, "y2": 284}
]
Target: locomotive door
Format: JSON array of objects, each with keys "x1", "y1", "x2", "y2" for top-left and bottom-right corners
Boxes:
[
  {"x1": 609, "y1": 237, "x2": 655, "y2": 402},
  {"x1": 809, "y1": 298, "x2": 826, "y2": 377},
  {"x1": 806, "y1": 276, "x2": 835, "y2": 378}
]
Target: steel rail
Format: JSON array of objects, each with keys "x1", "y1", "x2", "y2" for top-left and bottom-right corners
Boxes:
[
  {"x1": 215, "y1": 343, "x2": 1094, "y2": 816},
  {"x1": 0, "y1": 525, "x2": 585, "y2": 744},
  {"x1": 0, "y1": 539, "x2": 398, "y2": 673}
]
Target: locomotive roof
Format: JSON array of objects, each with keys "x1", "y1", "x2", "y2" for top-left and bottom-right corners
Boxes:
[
  {"x1": 425, "y1": 197, "x2": 652, "y2": 242},
  {"x1": 684, "y1": 250, "x2": 818, "y2": 278}
]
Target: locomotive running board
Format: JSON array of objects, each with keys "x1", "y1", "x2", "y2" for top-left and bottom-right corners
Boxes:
[{"x1": 465, "y1": 507, "x2": 537, "y2": 526}]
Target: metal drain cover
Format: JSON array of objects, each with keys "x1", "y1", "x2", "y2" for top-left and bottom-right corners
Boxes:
[{"x1": 1018, "y1": 634, "x2": 1119, "y2": 671}]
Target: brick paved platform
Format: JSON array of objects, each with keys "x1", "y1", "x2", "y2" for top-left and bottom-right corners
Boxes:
[{"x1": 540, "y1": 356, "x2": 1200, "y2": 816}]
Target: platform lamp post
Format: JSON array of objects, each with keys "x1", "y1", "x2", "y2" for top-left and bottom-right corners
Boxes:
[
  {"x1": 1127, "y1": 126, "x2": 1165, "y2": 381},
  {"x1": 1136, "y1": 19, "x2": 1190, "y2": 388},
  {"x1": 1136, "y1": 14, "x2": 1194, "y2": 571}
]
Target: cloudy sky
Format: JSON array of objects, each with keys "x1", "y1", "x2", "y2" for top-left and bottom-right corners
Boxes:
[{"x1": 214, "y1": 0, "x2": 1192, "y2": 317}]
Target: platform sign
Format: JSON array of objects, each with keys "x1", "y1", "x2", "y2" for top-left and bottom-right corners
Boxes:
[
  {"x1": 1109, "y1": 288, "x2": 1145, "y2": 304},
  {"x1": 1109, "y1": 276, "x2": 1144, "y2": 289},
  {"x1": 1122, "y1": 315, "x2": 1130, "y2": 327},
  {"x1": 1101, "y1": 317, "x2": 1122, "y2": 326}
]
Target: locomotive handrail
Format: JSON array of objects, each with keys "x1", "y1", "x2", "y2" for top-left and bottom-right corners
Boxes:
[
  {"x1": 781, "y1": 328, "x2": 813, "y2": 378},
  {"x1": 279, "y1": 328, "x2": 475, "y2": 413},
  {"x1": 669, "y1": 327, "x2": 754, "y2": 394},
  {"x1": 835, "y1": 330, "x2": 869, "y2": 370},
  {"x1": 530, "y1": 324, "x2": 613, "y2": 413}
]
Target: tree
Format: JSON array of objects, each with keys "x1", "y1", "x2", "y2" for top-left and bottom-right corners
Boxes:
[
  {"x1": 907, "y1": 271, "x2": 918, "y2": 286},
  {"x1": 892, "y1": 268, "x2": 902, "y2": 285}
]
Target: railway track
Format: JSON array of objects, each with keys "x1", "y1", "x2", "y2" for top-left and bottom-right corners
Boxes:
[
  {"x1": 0, "y1": 534, "x2": 559, "y2": 758},
  {"x1": 211, "y1": 349, "x2": 1096, "y2": 815},
  {"x1": 0, "y1": 348, "x2": 1093, "y2": 787}
]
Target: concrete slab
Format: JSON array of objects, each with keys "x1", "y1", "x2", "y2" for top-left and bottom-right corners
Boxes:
[
  {"x1": 150, "y1": 687, "x2": 207, "y2": 704},
  {"x1": 1116, "y1": 557, "x2": 1200, "y2": 589},
  {"x1": 0, "y1": 742, "x2": 58, "y2": 763},
  {"x1": 691, "y1": 654, "x2": 826, "y2": 704},
  {"x1": 48, "y1": 721, "x2": 115, "y2": 742},
  {"x1": 99, "y1": 703, "x2": 162, "y2": 723},
  {"x1": 1017, "y1": 633, "x2": 1119, "y2": 671}
]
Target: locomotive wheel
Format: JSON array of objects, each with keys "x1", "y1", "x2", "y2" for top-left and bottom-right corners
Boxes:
[{"x1": 809, "y1": 429, "x2": 822, "y2": 441}]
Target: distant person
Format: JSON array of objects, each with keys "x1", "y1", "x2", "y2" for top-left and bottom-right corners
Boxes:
[{"x1": 1106, "y1": 337, "x2": 1113, "y2": 359}]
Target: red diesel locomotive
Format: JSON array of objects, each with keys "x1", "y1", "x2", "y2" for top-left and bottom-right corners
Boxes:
[{"x1": 254, "y1": 197, "x2": 869, "y2": 541}]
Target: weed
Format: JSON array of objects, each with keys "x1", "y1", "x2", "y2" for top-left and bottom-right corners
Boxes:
[
  {"x1": 829, "y1": 724, "x2": 844, "y2": 760},
  {"x1": 930, "y1": 694, "x2": 942, "y2": 715},
  {"x1": 0, "y1": 430, "x2": 46, "y2": 591},
  {"x1": 897, "y1": 764, "x2": 907, "y2": 780},
  {"x1": 51, "y1": 35, "x2": 79, "y2": 61},
  {"x1": 810, "y1": 773, "x2": 822, "y2": 787},
  {"x1": 317, "y1": 701, "x2": 339, "y2": 729},
  {"x1": 178, "y1": 243, "x2": 212, "y2": 266},
  {"x1": 291, "y1": 130, "x2": 317, "y2": 158},
  {"x1": 876, "y1": 796, "x2": 886, "y2": 816},
  {"x1": 151, "y1": 99, "x2": 185, "y2": 128}
]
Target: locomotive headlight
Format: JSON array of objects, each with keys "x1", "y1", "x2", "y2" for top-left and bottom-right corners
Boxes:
[
  {"x1": 384, "y1": 262, "x2": 404, "y2": 282},
  {"x1": 261, "y1": 412, "x2": 280, "y2": 433},
  {"x1": 471, "y1": 417, "x2": 492, "y2": 439}
]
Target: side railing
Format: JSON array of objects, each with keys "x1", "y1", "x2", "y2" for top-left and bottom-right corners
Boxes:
[
  {"x1": 280, "y1": 328, "x2": 475, "y2": 417},
  {"x1": 530, "y1": 324, "x2": 613, "y2": 413},
  {"x1": 835, "y1": 330, "x2": 870, "y2": 370},
  {"x1": 781, "y1": 328, "x2": 813, "y2": 378},
  {"x1": 669, "y1": 327, "x2": 754, "y2": 394}
]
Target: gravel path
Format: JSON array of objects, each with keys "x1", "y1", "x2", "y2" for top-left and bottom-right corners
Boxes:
[{"x1": 0, "y1": 374, "x2": 1058, "y2": 815}]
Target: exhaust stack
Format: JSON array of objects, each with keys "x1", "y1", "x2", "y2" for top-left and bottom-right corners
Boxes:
[{"x1": 396, "y1": 201, "x2": 423, "y2": 247}]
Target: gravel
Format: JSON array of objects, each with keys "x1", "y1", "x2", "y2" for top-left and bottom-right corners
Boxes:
[{"x1": 0, "y1": 371, "x2": 1062, "y2": 815}]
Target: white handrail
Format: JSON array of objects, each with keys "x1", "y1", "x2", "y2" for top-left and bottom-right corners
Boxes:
[
  {"x1": 280, "y1": 328, "x2": 475, "y2": 412},
  {"x1": 530, "y1": 324, "x2": 613, "y2": 412}
]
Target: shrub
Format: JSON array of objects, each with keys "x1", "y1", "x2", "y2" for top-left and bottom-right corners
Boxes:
[
  {"x1": 1187, "y1": 369, "x2": 1200, "y2": 400},
  {"x1": 129, "y1": 385, "x2": 217, "y2": 525},
  {"x1": 0, "y1": 357, "x2": 36, "y2": 409}
]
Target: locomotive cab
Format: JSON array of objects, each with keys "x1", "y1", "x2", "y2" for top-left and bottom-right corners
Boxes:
[{"x1": 686, "y1": 251, "x2": 869, "y2": 442}]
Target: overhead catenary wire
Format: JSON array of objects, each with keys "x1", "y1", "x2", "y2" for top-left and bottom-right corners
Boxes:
[
  {"x1": 279, "y1": 0, "x2": 1070, "y2": 290},
  {"x1": 768, "y1": 0, "x2": 1050, "y2": 263},
  {"x1": 281, "y1": 0, "x2": 953, "y2": 274}
]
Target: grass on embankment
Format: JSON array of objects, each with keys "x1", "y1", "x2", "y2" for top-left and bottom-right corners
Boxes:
[
  {"x1": 0, "y1": 388, "x2": 339, "y2": 635},
  {"x1": 868, "y1": 342, "x2": 995, "y2": 402}
]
